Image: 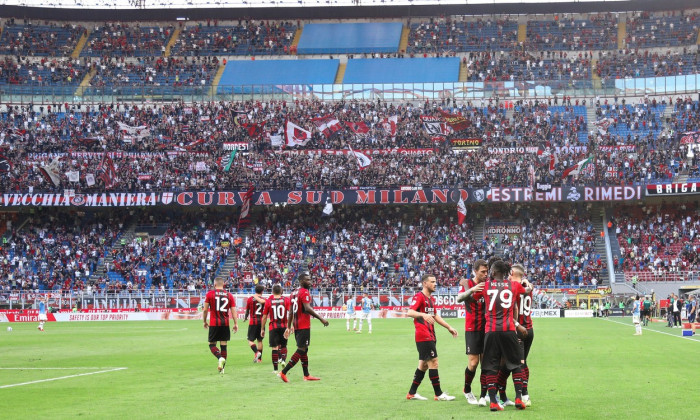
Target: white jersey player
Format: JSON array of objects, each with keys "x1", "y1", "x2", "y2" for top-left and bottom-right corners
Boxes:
[
  {"x1": 356, "y1": 293, "x2": 373, "y2": 334},
  {"x1": 632, "y1": 295, "x2": 642, "y2": 336},
  {"x1": 346, "y1": 297, "x2": 357, "y2": 331}
]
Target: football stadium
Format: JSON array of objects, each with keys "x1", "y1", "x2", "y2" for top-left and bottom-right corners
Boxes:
[{"x1": 0, "y1": 0, "x2": 699, "y2": 418}]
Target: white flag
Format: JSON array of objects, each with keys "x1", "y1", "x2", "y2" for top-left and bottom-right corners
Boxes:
[
  {"x1": 348, "y1": 146, "x2": 371, "y2": 170},
  {"x1": 65, "y1": 170, "x2": 80, "y2": 183},
  {"x1": 285, "y1": 120, "x2": 312, "y2": 147},
  {"x1": 85, "y1": 173, "x2": 96, "y2": 186},
  {"x1": 270, "y1": 134, "x2": 283, "y2": 147},
  {"x1": 322, "y1": 199, "x2": 333, "y2": 216}
]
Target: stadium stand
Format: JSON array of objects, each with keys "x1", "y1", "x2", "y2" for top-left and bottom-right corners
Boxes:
[
  {"x1": 171, "y1": 21, "x2": 297, "y2": 56},
  {"x1": 407, "y1": 17, "x2": 519, "y2": 53},
  {"x1": 625, "y1": 11, "x2": 700, "y2": 48},
  {"x1": 216, "y1": 59, "x2": 339, "y2": 93},
  {"x1": 525, "y1": 15, "x2": 618, "y2": 51},
  {"x1": 0, "y1": 20, "x2": 85, "y2": 56},
  {"x1": 81, "y1": 23, "x2": 175, "y2": 57},
  {"x1": 342, "y1": 57, "x2": 460, "y2": 84}
]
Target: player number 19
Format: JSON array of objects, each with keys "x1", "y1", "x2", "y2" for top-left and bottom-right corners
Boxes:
[
  {"x1": 519, "y1": 295, "x2": 532, "y2": 317},
  {"x1": 487, "y1": 289, "x2": 513, "y2": 311}
]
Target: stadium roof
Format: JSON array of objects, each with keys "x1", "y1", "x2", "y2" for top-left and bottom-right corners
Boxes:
[{"x1": 0, "y1": 0, "x2": 696, "y2": 20}]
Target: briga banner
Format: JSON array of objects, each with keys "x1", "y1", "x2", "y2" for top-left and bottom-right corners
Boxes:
[
  {"x1": 0, "y1": 188, "x2": 476, "y2": 207},
  {"x1": 646, "y1": 182, "x2": 700, "y2": 196}
]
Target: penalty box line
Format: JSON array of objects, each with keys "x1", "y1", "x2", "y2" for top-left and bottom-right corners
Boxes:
[
  {"x1": 603, "y1": 318, "x2": 700, "y2": 342},
  {"x1": 0, "y1": 367, "x2": 128, "y2": 389}
]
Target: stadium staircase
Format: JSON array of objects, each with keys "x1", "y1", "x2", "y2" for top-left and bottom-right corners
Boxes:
[
  {"x1": 592, "y1": 206, "x2": 610, "y2": 286},
  {"x1": 75, "y1": 67, "x2": 97, "y2": 97},
  {"x1": 517, "y1": 23, "x2": 527, "y2": 44},
  {"x1": 71, "y1": 29, "x2": 91, "y2": 59},
  {"x1": 586, "y1": 106, "x2": 598, "y2": 129},
  {"x1": 290, "y1": 27, "x2": 303, "y2": 54},
  {"x1": 164, "y1": 27, "x2": 181, "y2": 57},
  {"x1": 89, "y1": 223, "x2": 136, "y2": 285},
  {"x1": 216, "y1": 221, "x2": 254, "y2": 279},
  {"x1": 398, "y1": 25, "x2": 410, "y2": 53},
  {"x1": 697, "y1": 27, "x2": 700, "y2": 45},
  {"x1": 208, "y1": 63, "x2": 226, "y2": 97},
  {"x1": 334, "y1": 62, "x2": 347, "y2": 84},
  {"x1": 391, "y1": 206, "x2": 418, "y2": 276},
  {"x1": 591, "y1": 59, "x2": 602, "y2": 90},
  {"x1": 617, "y1": 19, "x2": 626, "y2": 50},
  {"x1": 458, "y1": 62, "x2": 469, "y2": 82}
]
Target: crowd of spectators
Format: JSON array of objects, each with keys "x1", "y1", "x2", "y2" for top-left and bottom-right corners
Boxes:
[
  {"x1": 82, "y1": 23, "x2": 175, "y2": 57},
  {"x1": 0, "y1": 96, "x2": 692, "y2": 191},
  {"x1": 172, "y1": 20, "x2": 297, "y2": 56},
  {"x1": 0, "y1": 20, "x2": 85, "y2": 57},
  {"x1": 613, "y1": 203, "x2": 700, "y2": 278},
  {"x1": 625, "y1": 11, "x2": 700, "y2": 49},
  {"x1": 407, "y1": 16, "x2": 519, "y2": 54},
  {"x1": 0, "y1": 210, "x2": 133, "y2": 292},
  {"x1": 106, "y1": 212, "x2": 233, "y2": 292},
  {"x1": 498, "y1": 204, "x2": 604, "y2": 287},
  {"x1": 0, "y1": 57, "x2": 85, "y2": 86},
  {"x1": 596, "y1": 49, "x2": 700, "y2": 82},
  {"x1": 525, "y1": 14, "x2": 618, "y2": 51}
]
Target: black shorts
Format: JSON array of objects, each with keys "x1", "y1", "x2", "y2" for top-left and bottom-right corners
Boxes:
[
  {"x1": 416, "y1": 341, "x2": 438, "y2": 361},
  {"x1": 518, "y1": 328, "x2": 534, "y2": 361},
  {"x1": 482, "y1": 331, "x2": 522, "y2": 373},
  {"x1": 269, "y1": 327, "x2": 288, "y2": 348},
  {"x1": 641, "y1": 310, "x2": 650, "y2": 318},
  {"x1": 208, "y1": 325, "x2": 231, "y2": 343},
  {"x1": 247, "y1": 324, "x2": 262, "y2": 342},
  {"x1": 465, "y1": 330, "x2": 485, "y2": 355},
  {"x1": 295, "y1": 329, "x2": 310, "y2": 348}
]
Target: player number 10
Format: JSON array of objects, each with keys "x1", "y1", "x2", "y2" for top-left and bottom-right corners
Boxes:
[
  {"x1": 487, "y1": 289, "x2": 513, "y2": 311},
  {"x1": 272, "y1": 304, "x2": 285, "y2": 320}
]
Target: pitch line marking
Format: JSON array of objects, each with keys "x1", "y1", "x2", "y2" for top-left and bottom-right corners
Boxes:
[
  {"x1": 0, "y1": 367, "x2": 127, "y2": 389},
  {"x1": 603, "y1": 318, "x2": 700, "y2": 342},
  {"x1": 0, "y1": 367, "x2": 123, "y2": 370}
]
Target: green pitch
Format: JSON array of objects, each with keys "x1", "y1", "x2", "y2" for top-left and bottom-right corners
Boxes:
[{"x1": 0, "y1": 318, "x2": 696, "y2": 419}]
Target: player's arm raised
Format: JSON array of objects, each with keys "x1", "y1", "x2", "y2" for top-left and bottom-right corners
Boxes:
[
  {"x1": 457, "y1": 281, "x2": 484, "y2": 303},
  {"x1": 302, "y1": 301, "x2": 329, "y2": 327},
  {"x1": 202, "y1": 301, "x2": 210, "y2": 329},
  {"x1": 434, "y1": 313, "x2": 458, "y2": 338}
]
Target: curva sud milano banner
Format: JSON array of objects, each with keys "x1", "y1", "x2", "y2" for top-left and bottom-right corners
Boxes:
[{"x1": 0, "y1": 185, "x2": 648, "y2": 207}]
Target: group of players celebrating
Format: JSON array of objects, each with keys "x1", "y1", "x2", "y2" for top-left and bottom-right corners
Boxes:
[
  {"x1": 406, "y1": 257, "x2": 534, "y2": 411},
  {"x1": 202, "y1": 273, "x2": 328, "y2": 381},
  {"x1": 201, "y1": 256, "x2": 534, "y2": 411}
]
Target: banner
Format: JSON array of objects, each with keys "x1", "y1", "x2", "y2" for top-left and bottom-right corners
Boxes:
[
  {"x1": 680, "y1": 131, "x2": 700, "y2": 144},
  {"x1": 420, "y1": 115, "x2": 447, "y2": 139},
  {"x1": 486, "y1": 146, "x2": 539, "y2": 155},
  {"x1": 312, "y1": 115, "x2": 342, "y2": 137},
  {"x1": 223, "y1": 142, "x2": 249, "y2": 151},
  {"x1": 450, "y1": 138, "x2": 482, "y2": 150},
  {"x1": 439, "y1": 109, "x2": 470, "y2": 131},
  {"x1": 485, "y1": 225, "x2": 522, "y2": 235},
  {"x1": 564, "y1": 310, "x2": 594, "y2": 318},
  {"x1": 486, "y1": 185, "x2": 643, "y2": 203},
  {"x1": 276, "y1": 148, "x2": 438, "y2": 156},
  {"x1": 646, "y1": 182, "x2": 700, "y2": 196},
  {"x1": 598, "y1": 145, "x2": 636, "y2": 152},
  {"x1": 0, "y1": 185, "x2": 647, "y2": 207},
  {"x1": 531, "y1": 309, "x2": 561, "y2": 318}
]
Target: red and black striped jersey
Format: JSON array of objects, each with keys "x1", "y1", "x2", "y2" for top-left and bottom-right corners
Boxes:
[
  {"x1": 518, "y1": 287, "x2": 534, "y2": 330},
  {"x1": 477, "y1": 280, "x2": 526, "y2": 333},
  {"x1": 205, "y1": 289, "x2": 235, "y2": 327},
  {"x1": 264, "y1": 295, "x2": 290, "y2": 330},
  {"x1": 291, "y1": 287, "x2": 312, "y2": 330},
  {"x1": 410, "y1": 292, "x2": 436, "y2": 342},
  {"x1": 459, "y1": 279, "x2": 485, "y2": 332},
  {"x1": 245, "y1": 295, "x2": 264, "y2": 326}
]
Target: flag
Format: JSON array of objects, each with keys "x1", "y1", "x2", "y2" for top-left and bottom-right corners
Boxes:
[
  {"x1": 66, "y1": 170, "x2": 80, "y2": 183},
  {"x1": 39, "y1": 158, "x2": 61, "y2": 187},
  {"x1": 381, "y1": 116, "x2": 398, "y2": 139},
  {"x1": 116, "y1": 122, "x2": 150, "y2": 141},
  {"x1": 457, "y1": 196, "x2": 466, "y2": 225},
  {"x1": 345, "y1": 121, "x2": 370, "y2": 135},
  {"x1": 285, "y1": 120, "x2": 312, "y2": 147},
  {"x1": 562, "y1": 156, "x2": 593, "y2": 179},
  {"x1": 548, "y1": 153, "x2": 558, "y2": 176},
  {"x1": 528, "y1": 164, "x2": 536, "y2": 188},
  {"x1": 484, "y1": 158, "x2": 500, "y2": 169},
  {"x1": 242, "y1": 122, "x2": 264, "y2": 138},
  {"x1": 97, "y1": 155, "x2": 118, "y2": 188},
  {"x1": 593, "y1": 118, "x2": 615, "y2": 135},
  {"x1": 312, "y1": 115, "x2": 342, "y2": 138},
  {"x1": 222, "y1": 149, "x2": 237, "y2": 172},
  {"x1": 420, "y1": 115, "x2": 448, "y2": 140},
  {"x1": 85, "y1": 173, "x2": 96, "y2": 186},
  {"x1": 439, "y1": 109, "x2": 470, "y2": 131},
  {"x1": 238, "y1": 185, "x2": 254, "y2": 230},
  {"x1": 0, "y1": 155, "x2": 12, "y2": 174},
  {"x1": 322, "y1": 198, "x2": 333, "y2": 216},
  {"x1": 348, "y1": 145, "x2": 371, "y2": 170}
]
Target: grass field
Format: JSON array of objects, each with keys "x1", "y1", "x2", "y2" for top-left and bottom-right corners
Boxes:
[{"x1": 0, "y1": 317, "x2": 697, "y2": 419}]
